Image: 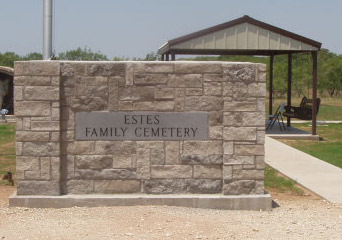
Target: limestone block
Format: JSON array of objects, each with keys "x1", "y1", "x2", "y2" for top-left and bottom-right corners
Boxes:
[
  {"x1": 155, "y1": 88, "x2": 175, "y2": 99},
  {"x1": 51, "y1": 107, "x2": 60, "y2": 121},
  {"x1": 151, "y1": 148, "x2": 165, "y2": 165},
  {"x1": 174, "y1": 88, "x2": 185, "y2": 111},
  {"x1": 224, "y1": 101, "x2": 256, "y2": 112},
  {"x1": 135, "y1": 74, "x2": 168, "y2": 85},
  {"x1": 167, "y1": 74, "x2": 202, "y2": 88},
  {"x1": 119, "y1": 101, "x2": 133, "y2": 111},
  {"x1": 209, "y1": 126, "x2": 223, "y2": 139},
  {"x1": 223, "y1": 82, "x2": 233, "y2": 97},
  {"x1": 242, "y1": 112, "x2": 265, "y2": 127},
  {"x1": 223, "y1": 180, "x2": 260, "y2": 195},
  {"x1": 233, "y1": 169, "x2": 264, "y2": 180},
  {"x1": 113, "y1": 155, "x2": 134, "y2": 168},
  {"x1": 174, "y1": 63, "x2": 222, "y2": 74},
  {"x1": 108, "y1": 77, "x2": 120, "y2": 111},
  {"x1": 16, "y1": 156, "x2": 39, "y2": 178},
  {"x1": 16, "y1": 118, "x2": 23, "y2": 131},
  {"x1": 75, "y1": 169, "x2": 137, "y2": 180},
  {"x1": 181, "y1": 154, "x2": 223, "y2": 165},
  {"x1": 16, "y1": 131, "x2": 50, "y2": 142},
  {"x1": 183, "y1": 141, "x2": 223, "y2": 155},
  {"x1": 76, "y1": 155, "x2": 113, "y2": 170},
  {"x1": 137, "y1": 141, "x2": 163, "y2": 149},
  {"x1": 67, "y1": 141, "x2": 94, "y2": 155},
  {"x1": 204, "y1": 74, "x2": 223, "y2": 82},
  {"x1": 225, "y1": 155, "x2": 255, "y2": 165},
  {"x1": 23, "y1": 118, "x2": 31, "y2": 130},
  {"x1": 50, "y1": 157, "x2": 60, "y2": 180},
  {"x1": 70, "y1": 96, "x2": 107, "y2": 112},
  {"x1": 235, "y1": 145, "x2": 264, "y2": 156},
  {"x1": 31, "y1": 121, "x2": 60, "y2": 131},
  {"x1": 15, "y1": 61, "x2": 60, "y2": 76},
  {"x1": 154, "y1": 101, "x2": 175, "y2": 111},
  {"x1": 64, "y1": 156, "x2": 75, "y2": 179},
  {"x1": 22, "y1": 142, "x2": 60, "y2": 157},
  {"x1": 257, "y1": 130, "x2": 265, "y2": 145},
  {"x1": 165, "y1": 141, "x2": 179, "y2": 164},
  {"x1": 94, "y1": 141, "x2": 135, "y2": 155},
  {"x1": 256, "y1": 156, "x2": 265, "y2": 169},
  {"x1": 143, "y1": 179, "x2": 222, "y2": 194},
  {"x1": 14, "y1": 86, "x2": 23, "y2": 101},
  {"x1": 193, "y1": 165, "x2": 222, "y2": 179},
  {"x1": 257, "y1": 98, "x2": 265, "y2": 112},
  {"x1": 208, "y1": 111, "x2": 223, "y2": 126},
  {"x1": 125, "y1": 63, "x2": 134, "y2": 86},
  {"x1": 85, "y1": 76, "x2": 108, "y2": 86},
  {"x1": 61, "y1": 63, "x2": 75, "y2": 77},
  {"x1": 16, "y1": 142, "x2": 23, "y2": 156},
  {"x1": 119, "y1": 86, "x2": 155, "y2": 101},
  {"x1": 248, "y1": 83, "x2": 266, "y2": 97},
  {"x1": 133, "y1": 101, "x2": 155, "y2": 111},
  {"x1": 223, "y1": 64, "x2": 256, "y2": 83},
  {"x1": 17, "y1": 181, "x2": 60, "y2": 195},
  {"x1": 204, "y1": 82, "x2": 222, "y2": 96},
  {"x1": 94, "y1": 180, "x2": 141, "y2": 193},
  {"x1": 185, "y1": 96, "x2": 223, "y2": 111},
  {"x1": 86, "y1": 63, "x2": 125, "y2": 77},
  {"x1": 223, "y1": 127, "x2": 257, "y2": 141},
  {"x1": 185, "y1": 88, "x2": 203, "y2": 96},
  {"x1": 15, "y1": 101, "x2": 51, "y2": 116},
  {"x1": 223, "y1": 165, "x2": 233, "y2": 180},
  {"x1": 233, "y1": 82, "x2": 248, "y2": 99},
  {"x1": 151, "y1": 165, "x2": 192, "y2": 179},
  {"x1": 66, "y1": 180, "x2": 94, "y2": 194},
  {"x1": 61, "y1": 76, "x2": 76, "y2": 87},
  {"x1": 24, "y1": 170, "x2": 41, "y2": 180},
  {"x1": 223, "y1": 141, "x2": 234, "y2": 155},
  {"x1": 134, "y1": 63, "x2": 174, "y2": 73},
  {"x1": 40, "y1": 157, "x2": 51, "y2": 180},
  {"x1": 136, "y1": 148, "x2": 151, "y2": 179},
  {"x1": 51, "y1": 76, "x2": 60, "y2": 86},
  {"x1": 86, "y1": 86, "x2": 108, "y2": 98}
]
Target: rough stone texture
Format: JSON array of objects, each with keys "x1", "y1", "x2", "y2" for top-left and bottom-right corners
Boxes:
[{"x1": 14, "y1": 61, "x2": 266, "y2": 197}]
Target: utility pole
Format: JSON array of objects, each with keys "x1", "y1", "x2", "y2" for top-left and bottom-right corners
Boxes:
[{"x1": 43, "y1": 0, "x2": 53, "y2": 60}]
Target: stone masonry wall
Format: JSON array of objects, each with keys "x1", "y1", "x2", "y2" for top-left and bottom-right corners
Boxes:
[{"x1": 14, "y1": 61, "x2": 266, "y2": 196}]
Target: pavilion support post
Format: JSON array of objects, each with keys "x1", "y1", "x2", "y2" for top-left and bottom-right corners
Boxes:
[
  {"x1": 165, "y1": 54, "x2": 169, "y2": 61},
  {"x1": 269, "y1": 55, "x2": 274, "y2": 116},
  {"x1": 171, "y1": 52, "x2": 176, "y2": 61},
  {"x1": 312, "y1": 51, "x2": 318, "y2": 135},
  {"x1": 287, "y1": 53, "x2": 292, "y2": 127}
]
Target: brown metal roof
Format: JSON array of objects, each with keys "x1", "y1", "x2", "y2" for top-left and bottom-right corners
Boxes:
[{"x1": 159, "y1": 15, "x2": 322, "y2": 56}]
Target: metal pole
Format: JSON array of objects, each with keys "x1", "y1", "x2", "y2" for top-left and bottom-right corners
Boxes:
[
  {"x1": 269, "y1": 55, "x2": 274, "y2": 116},
  {"x1": 43, "y1": 0, "x2": 53, "y2": 60},
  {"x1": 312, "y1": 51, "x2": 318, "y2": 136},
  {"x1": 287, "y1": 53, "x2": 292, "y2": 127}
]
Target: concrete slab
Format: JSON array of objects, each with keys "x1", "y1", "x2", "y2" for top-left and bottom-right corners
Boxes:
[
  {"x1": 9, "y1": 193, "x2": 272, "y2": 211},
  {"x1": 265, "y1": 136, "x2": 342, "y2": 203}
]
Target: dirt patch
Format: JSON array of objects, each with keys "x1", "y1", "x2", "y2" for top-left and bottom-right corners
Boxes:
[{"x1": 1, "y1": 185, "x2": 341, "y2": 240}]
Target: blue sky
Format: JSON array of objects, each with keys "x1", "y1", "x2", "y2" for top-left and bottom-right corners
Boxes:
[{"x1": 0, "y1": 0, "x2": 341, "y2": 58}]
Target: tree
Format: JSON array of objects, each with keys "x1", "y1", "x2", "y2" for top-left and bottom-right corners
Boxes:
[
  {"x1": 322, "y1": 57, "x2": 342, "y2": 96},
  {"x1": 58, "y1": 47, "x2": 108, "y2": 61},
  {"x1": 0, "y1": 52, "x2": 21, "y2": 67}
]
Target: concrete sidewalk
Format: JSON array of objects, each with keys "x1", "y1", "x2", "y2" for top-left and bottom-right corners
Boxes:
[{"x1": 265, "y1": 136, "x2": 342, "y2": 203}]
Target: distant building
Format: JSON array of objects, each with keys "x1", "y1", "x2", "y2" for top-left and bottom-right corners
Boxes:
[{"x1": 0, "y1": 66, "x2": 14, "y2": 114}]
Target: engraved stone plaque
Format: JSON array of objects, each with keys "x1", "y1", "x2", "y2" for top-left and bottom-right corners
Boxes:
[{"x1": 76, "y1": 112, "x2": 208, "y2": 140}]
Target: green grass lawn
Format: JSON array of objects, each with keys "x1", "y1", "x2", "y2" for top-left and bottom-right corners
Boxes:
[
  {"x1": 0, "y1": 124, "x2": 16, "y2": 180},
  {"x1": 264, "y1": 165, "x2": 303, "y2": 195},
  {"x1": 282, "y1": 123, "x2": 342, "y2": 168}
]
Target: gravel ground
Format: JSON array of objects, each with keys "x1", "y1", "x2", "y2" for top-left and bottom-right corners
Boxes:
[{"x1": 1, "y1": 186, "x2": 342, "y2": 240}]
